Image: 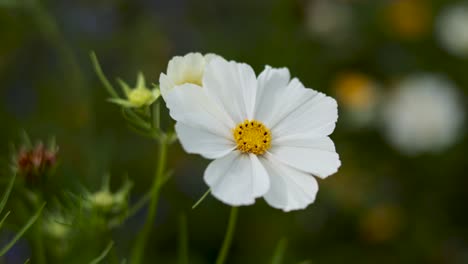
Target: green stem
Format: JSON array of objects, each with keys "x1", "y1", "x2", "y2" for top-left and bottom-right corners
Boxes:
[
  {"x1": 32, "y1": 207, "x2": 46, "y2": 264},
  {"x1": 178, "y1": 213, "x2": 188, "y2": 264},
  {"x1": 216, "y1": 207, "x2": 239, "y2": 264},
  {"x1": 271, "y1": 238, "x2": 288, "y2": 264},
  {"x1": 130, "y1": 137, "x2": 169, "y2": 264}
]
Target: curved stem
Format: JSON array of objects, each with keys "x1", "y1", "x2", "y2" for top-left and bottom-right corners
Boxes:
[
  {"x1": 130, "y1": 137, "x2": 168, "y2": 264},
  {"x1": 216, "y1": 207, "x2": 239, "y2": 264}
]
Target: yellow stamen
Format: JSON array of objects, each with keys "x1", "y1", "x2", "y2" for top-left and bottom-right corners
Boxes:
[{"x1": 233, "y1": 120, "x2": 271, "y2": 155}]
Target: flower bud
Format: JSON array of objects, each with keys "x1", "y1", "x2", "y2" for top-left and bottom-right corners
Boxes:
[
  {"x1": 109, "y1": 72, "x2": 160, "y2": 108},
  {"x1": 14, "y1": 140, "x2": 58, "y2": 184}
]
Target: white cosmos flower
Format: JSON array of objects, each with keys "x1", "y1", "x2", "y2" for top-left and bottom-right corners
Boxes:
[
  {"x1": 436, "y1": 3, "x2": 468, "y2": 57},
  {"x1": 382, "y1": 74, "x2": 465, "y2": 155},
  {"x1": 164, "y1": 57, "x2": 341, "y2": 212},
  {"x1": 159, "y1": 52, "x2": 220, "y2": 99}
]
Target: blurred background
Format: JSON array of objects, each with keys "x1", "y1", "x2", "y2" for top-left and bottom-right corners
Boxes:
[{"x1": 0, "y1": 0, "x2": 467, "y2": 263}]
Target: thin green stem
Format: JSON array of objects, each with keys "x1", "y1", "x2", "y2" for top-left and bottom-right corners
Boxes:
[
  {"x1": 130, "y1": 137, "x2": 169, "y2": 264},
  {"x1": 90, "y1": 241, "x2": 114, "y2": 264},
  {"x1": 91, "y1": 52, "x2": 119, "y2": 98},
  {"x1": 0, "y1": 203, "x2": 46, "y2": 257},
  {"x1": 216, "y1": 207, "x2": 239, "y2": 264},
  {"x1": 32, "y1": 202, "x2": 46, "y2": 264},
  {"x1": 192, "y1": 189, "x2": 211, "y2": 209},
  {"x1": 271, "y1": 238, "x2": 288, "y2": 264},
  {"x1": 178, "y1": 213, "x2": 189, "y2": 264},
  {"x1": 33, "y1": 225, "x2": 46, "y2": 264}
]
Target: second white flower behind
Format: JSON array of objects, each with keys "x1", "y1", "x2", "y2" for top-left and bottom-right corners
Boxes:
[
  {"x1": 164, "y1": 57, "x2": 341, "y2": 212},
  {"x1": 159, "y1": 52, "x2": 219, "y2": 99}
]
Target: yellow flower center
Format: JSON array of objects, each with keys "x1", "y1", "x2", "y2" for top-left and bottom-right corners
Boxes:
[
  {"x1": 176, "y1": 76, "x2": 203, "y2": 87},
  {"x1": 233, "y1": 120, "x2": 271, "y2": 155}
]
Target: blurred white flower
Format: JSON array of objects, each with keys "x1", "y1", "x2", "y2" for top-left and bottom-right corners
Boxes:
[
  {"x1": 305, "y1": 0, "x2": 354, "y2": 44},
  {"x1": 159, "y1": 52, "x2": 220, "y2": 99},
  {"x1": 382, "y1": 74, "x2": 465, "y2": 155},
  {"x1": 164, "y1": 57, "x2": 340, "y2": 211},
  {"x1": 436, "y1": 4, "x2": 468, "y2": 57}
]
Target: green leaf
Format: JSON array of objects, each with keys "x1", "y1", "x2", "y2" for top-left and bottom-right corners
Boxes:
[
  {"x1": 0, "y1": 211, "x2": 11, "y2": 229},
  {"x1": 0, "y1": 202, "x2": 46, "y2": 257},
  {"x1": 192, "y1": 189, "x2": 211, "y2": 209},
  {"x1": 121, "y1": 108, "x2": 151, "y2": 130},
  {"x1": 20, "y1": 130, "x2": 32, "y2": 148},
  {"x1": 89, "y1": 51, "x2": 119, "y2": 98},
  {"x1": 127, "y1": 191, "x2": 151, "y2": 219},
  {"x1": 89, "y1": 241, "x2": 114, "y2": 264},
  {"x1": 160, "y1": 170, "x2": 173, "y2": 186},
  {"x1": 0, "y1": 174, "x2": 16, "y2": 216},
  {"x1": 101, "y1": 173, "x2": 111, "y2": 192},
  {"x1": 126, "y1": 124, "x2": 158, "y2": 139},
  {"x1": 136, "y1": 72, "x2": 146, "y2": 90},
  {"x1": 47, "y1": 136, "x2": 57, "y2": 151},
  {"x1": 117, "y1": 78, "x2": 132, "y2": 97},
  {"x1": 107, "y1": 98, "x2": 135, "y2": 108}
]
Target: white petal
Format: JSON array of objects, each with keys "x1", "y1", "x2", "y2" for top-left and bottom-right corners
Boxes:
[
  {"x1": 266, "y1": 78, "x2": 338, "y2": 138},
  {"x1": 204, "y1": 53, "x2": 222, "y2": 63},
  {"x1": 260, "y1": 155, "x2": 319, "y2": 212},
  {"x1": 204, "y1": 151, "x2": 270, "y2": 206},
  {"x1": 159, "y1": 73, "x2": 174, "y2": 99},
  {"x1": 269, "y1": 136, "x2": 340, "y2": 179},
  {"x1": 203, "y1": 58, "x2": 257, "y2": 123},
  {"x1": 164, "y1": 83, "x2": 235, "y2": 138},
  {"x1": 175, "y1": 123, "x2": 235, "y2": 159},
  {"x1": 254, "y1": 66, "x2": 291, "y2": 124}
]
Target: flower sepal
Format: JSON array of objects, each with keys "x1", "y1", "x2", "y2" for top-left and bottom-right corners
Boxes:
[{"x1": 108, "y1": 72, "x2": 160, "y2": 109}]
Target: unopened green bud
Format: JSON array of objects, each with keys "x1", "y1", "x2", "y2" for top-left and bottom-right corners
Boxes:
[{"x1": 92, "y1": 190, "x2": 115, "y2": 211}]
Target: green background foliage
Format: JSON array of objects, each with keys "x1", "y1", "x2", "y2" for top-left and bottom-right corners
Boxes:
[{"x1": 0, "y1": 0, "x2": 467, "y2": 263}]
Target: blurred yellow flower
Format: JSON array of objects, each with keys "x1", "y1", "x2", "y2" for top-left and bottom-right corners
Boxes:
[
  {"x1": 385, "y1": 0, "x2": 431, "y2": 39},
  {"x1": 360, "y1": 204, "x2": 403, "y2": 243},
  {"x1": 333, "y1": 72, "x2": 379, "y2": 127},
  {"x1": 334, "y1": 72, "x2": 376, "y2": 110}
]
